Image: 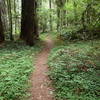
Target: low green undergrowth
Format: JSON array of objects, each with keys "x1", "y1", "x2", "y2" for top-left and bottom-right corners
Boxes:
[
  {"x1": 48, "y1": 40, "x2": 100, "y2": 100},
  {"x1": 0, "y1": 41, "x2": 42, "y2": 100}
]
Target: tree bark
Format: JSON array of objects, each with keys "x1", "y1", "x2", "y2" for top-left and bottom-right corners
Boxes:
[
  {"x1": 21, "y1": 0, "x2": 38, "y2": 46},
  {"x1": 0, "y1": 3, "x2": 5, "y2": 43},
  {"x1": 7, "y1": 0, "x2": 14, "y2": 41}
]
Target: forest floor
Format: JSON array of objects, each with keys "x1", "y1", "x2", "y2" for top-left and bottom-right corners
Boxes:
[
  {"x1": 0, "y1": 41, "x2": 42, "y2": 100},
  {"x1": 48, "y1": 39, "x2": 100, "y2": 100},
  {"x1": 30, "y1": 35, "x2": 55, "y2": 100}
]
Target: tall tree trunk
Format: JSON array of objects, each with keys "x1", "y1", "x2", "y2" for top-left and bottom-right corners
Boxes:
[
  {"x1": 56, "y1": 0, "x2": 66, "y2": 31},
  {"x1": 49, "y1": 0, "x2": 52, "y2": 31},
  {"x1": 34, "y1": 1, "x2": 39, "y2": 38},
  {"x1": 57, "y1": 7, "x2": 60, "y2": 31},
  {"x1": 21, "y1": 0, "x2": 38, "y2": 46},
  {"x1": 73, "y1": 1, "x2": 77, "y2": 25},
  {"x1": 0, "y1": 5, "x2": 5, "y2": 43},
  {"x1": 14, "y1": 0, "x2": 17, "y2": 34},
  {"x1": 7, "y1": 0, "x2": 14, "y2": 41}
]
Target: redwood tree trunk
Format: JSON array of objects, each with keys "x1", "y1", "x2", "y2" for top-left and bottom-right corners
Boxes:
[
  {"x1": 0, "y1": 6, "x2": 5, "y2": 43},
  {"x1": 20, "y1": 0, "x2": 38, "y2": 46}
]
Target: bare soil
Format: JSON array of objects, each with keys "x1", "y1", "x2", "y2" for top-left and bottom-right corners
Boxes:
[{"x1": 30, "y1": 36, "x2": 55, "y2": 100}]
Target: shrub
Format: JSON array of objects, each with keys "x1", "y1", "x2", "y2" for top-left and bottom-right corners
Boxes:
[{"x1": 58, "y1": 25, "x2": 100, "y2": 41}]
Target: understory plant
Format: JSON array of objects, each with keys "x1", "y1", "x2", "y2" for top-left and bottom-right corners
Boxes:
[
  {"x1": 48, "y1": 41, "x2": 100, "y2": 100},
  {"x1": 0, "y1": 41, "x2": 41, "y2": 100}
]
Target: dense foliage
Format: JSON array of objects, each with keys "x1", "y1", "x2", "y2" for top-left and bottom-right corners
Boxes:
[
  {"x1": 0, "y1": 0, "x2": 100, "y2": 42},
  {"x1": 48, "y1": 41, "x2": 100, "y2": 100},
  {"x1": 58, "y1": 0, "x2": 100, "y2": 40},
  {"x1": 0, "y1": 42, "x2": 41, "y2": 100}
]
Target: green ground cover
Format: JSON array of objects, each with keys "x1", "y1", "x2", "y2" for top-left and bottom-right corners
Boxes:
[
  {"x1": 48, "y1": 40, "x2": 100, "y2": 100},
  {"x1": 0, "y1": 41, "x2": 42, "y2": 100}
]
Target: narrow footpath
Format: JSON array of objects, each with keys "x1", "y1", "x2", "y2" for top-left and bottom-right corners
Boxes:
[{"x1": 30, "y1": 36, "x2": 54, "y2": 100}]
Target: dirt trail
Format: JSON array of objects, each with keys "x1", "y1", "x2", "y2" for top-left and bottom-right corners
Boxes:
[{"x1": 30, "y1": 36, "x2": 54, "y2": 100}]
